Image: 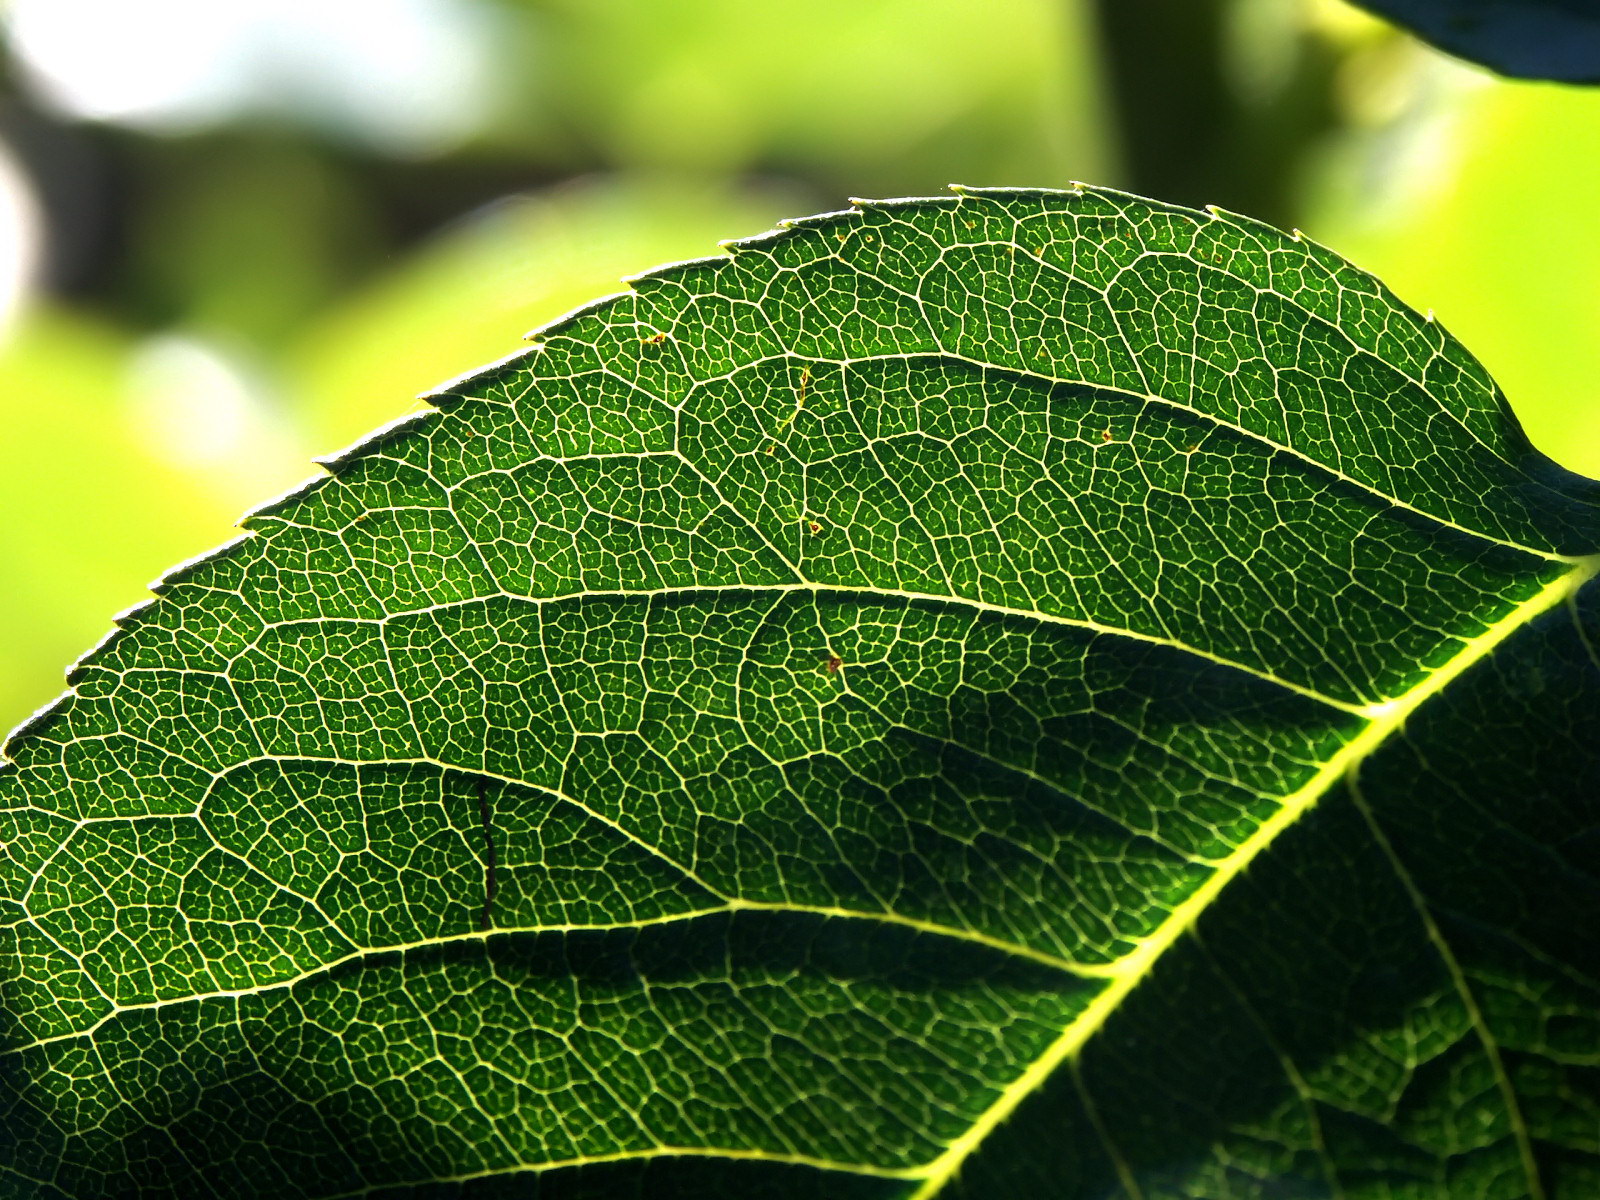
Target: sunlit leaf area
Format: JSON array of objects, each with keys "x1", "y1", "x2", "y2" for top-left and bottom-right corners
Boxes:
[
  {"x1": 0, "y1": 0, "x2": 1597, "y2": 742},
  {"x1": 8, "y1": 178, "x2": 1600, "y2": 1198}
]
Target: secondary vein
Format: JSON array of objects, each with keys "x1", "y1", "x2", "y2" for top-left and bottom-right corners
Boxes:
[{"x1": 900, "y1": 553, "x2": 1599, "y2": 1198}]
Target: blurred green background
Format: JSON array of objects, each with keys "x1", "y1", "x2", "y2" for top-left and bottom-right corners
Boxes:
[{"x1": 1, "y1": 0, "x2": 1597, "y2": 734}]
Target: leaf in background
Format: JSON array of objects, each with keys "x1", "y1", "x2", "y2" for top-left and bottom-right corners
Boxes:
[
  {"x1": 1308, "y1": 75, "x2": 1600, "y2": 478},
  {"x1": 2, "y1": 187, "x2": 1598, "y2": 1198},
  {"x1": 1351, "y1": 0, "x2": 1600, "y2": 81},
  {"x1": 0, "y1": 312, "x2": 305, "y2": 735}
]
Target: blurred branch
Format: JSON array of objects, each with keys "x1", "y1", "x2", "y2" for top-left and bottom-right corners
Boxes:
[{"x1": 1088, "y1": 0, "x2": 1340, "y2": 227}]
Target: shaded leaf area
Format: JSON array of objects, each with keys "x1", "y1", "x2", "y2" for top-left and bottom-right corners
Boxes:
[
  {"x1": 1354, "y1": 0, "x2": 1600, "y2": 82},
  {"x1": 3, "y1": 916, "x2": 1081, "y2": 1198},
  {"x1": 2, "y1": 188, "x2": 1599, "y2": 1197},
  {"x1": 355, "y1": 1162, "x2": 902, "y2": 1200},
  {"x1": 943, "y1": 575, "x2": 1600, "y2": 1200}
]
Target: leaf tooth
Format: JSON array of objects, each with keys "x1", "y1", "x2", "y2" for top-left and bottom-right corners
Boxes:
[
  {"x1": 108, "y1": 598, "x2": 157, "y2": 632},
  {"x1": 506, "y1": 290, "x2": 634, "y2": 342},
  {"x1": 950, "y1": 183, "x2": 1059, "y2": 201},
  {"x1": 311, "y1": 409, "x2": 440, "y2": 474},
  {"x1": 5, "y1": 561, "x2": 230, "y2": 755},
  {"x1": 764, "y1": 207, "x2": 858, "y2": 235},
  {"x1": 623, "y1": 254, "x2": 729, "y2": 293},
  {"x1": 64, "y1": 598, "x2": 154, "y2": 680},
  {"x1": 717, "y1": 225, "x2": 796, "y2": 252},
  {"x1": 0, "y1": 688, "x2": 72, "y2": 758},
  {"x1": 146, "y1": 531, "x2": 257, "y2": 591}
]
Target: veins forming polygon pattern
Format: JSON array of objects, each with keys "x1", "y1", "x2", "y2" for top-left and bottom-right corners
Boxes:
[{"x1": 2, "y1": 186, "x2": 1598, "y2": 1199}]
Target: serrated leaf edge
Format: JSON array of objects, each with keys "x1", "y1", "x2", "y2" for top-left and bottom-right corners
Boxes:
[{"x1": 5, "y1": 187, "x2": 1597, "y2": 1195}]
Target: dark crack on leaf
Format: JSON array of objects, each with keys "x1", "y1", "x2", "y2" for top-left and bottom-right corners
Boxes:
[{"x1": 476, "y1": 775, "x2": 498, "y2": 932}]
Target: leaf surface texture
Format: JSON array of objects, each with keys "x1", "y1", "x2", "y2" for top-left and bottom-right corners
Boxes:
[{"x1": 3, "y1": 187, "x2": 1599, "y2": 1199}]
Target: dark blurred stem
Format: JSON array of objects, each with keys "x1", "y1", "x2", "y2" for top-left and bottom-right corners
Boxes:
[
  {"x1": 1087, "y1": 0, "x2": 1338, "y2": 229},
  {"x1": 1091, "y1": 0, "x2": 1232, "y2": 203}
]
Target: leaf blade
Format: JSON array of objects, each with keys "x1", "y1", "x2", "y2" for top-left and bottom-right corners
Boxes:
[{"x1": 3, "y1": 187, "x2": 1598, "y2": 1198}]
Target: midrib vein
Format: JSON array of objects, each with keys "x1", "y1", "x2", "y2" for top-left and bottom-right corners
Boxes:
[
  {"x1": 902, "y1": 553, "x2": 1600, "y2": 1198},
  {"x1": 28, "y1": 561, "x2": 1585, "y2": 1175}
]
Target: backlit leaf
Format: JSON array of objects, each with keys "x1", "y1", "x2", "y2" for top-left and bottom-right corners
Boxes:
[{"x1": 3, "y1": 186, "x2": 1598, "y2": 1198}]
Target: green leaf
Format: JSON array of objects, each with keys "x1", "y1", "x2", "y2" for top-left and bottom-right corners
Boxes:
[
  {"x1": 1352, "y1": 0, "x2": 1600, "y2": 82},
  {"x1": 3, "y1": 186, "x2": 1598, "y2": 1199}
]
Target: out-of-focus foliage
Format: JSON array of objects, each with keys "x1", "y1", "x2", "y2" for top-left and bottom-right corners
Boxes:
[
  {"x1": 0, "y1": 311, "x2": 304, "y2": 726},
  {"x1": 1351, "y1": 0, "x2": 1600, "y2": 82},
  {"x1": 0, "y1": 0, "x2": 1597, "y2": 736},
  {"x1": 503, "y1": 0, "x2": 1109, "y2": 193},
  {"x1": 1311, "y1": 62, "x2": 1600, "y2": 478}
]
